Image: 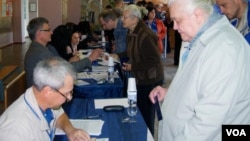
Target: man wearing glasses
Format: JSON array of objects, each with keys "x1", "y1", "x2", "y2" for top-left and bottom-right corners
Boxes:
[
  {"x1": 0, "y1": 57, "x2": 91, "y2": 141},
  {"x1": 25, "y1": 17, "x2": 103, "y2": 88}
]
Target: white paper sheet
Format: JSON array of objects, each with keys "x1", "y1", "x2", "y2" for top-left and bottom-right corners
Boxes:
[
  {"x1": 78, "y1": 49, "x2": 92, "y2": 60},
  {"x1": 74, "y1": 80, "x2": 90, "y2": 86},
  {"x1": 77, "y1": 72, "x2": 107, "y2": 81},
  {"x1": 91, "y1": 72, "x2": 108, "y2": 81},
  {"x1": 94, "y1": 98, "x2": 129, "y2": 109},
  {"x1": 55, "y1": 119, "x2": 104, "y2": 136},
  {"x1": 92, "y1": 66, "x2": 109, "y2": 72},
  {"x1": 77, "y1": 72, "x2": 92, "y2": 79},
  {"x1": 92, "y1": 138, "x2": 109, "y2": 141},
  {"x1": 97, "y1": 59, "x2": 120, "y2": 66}
]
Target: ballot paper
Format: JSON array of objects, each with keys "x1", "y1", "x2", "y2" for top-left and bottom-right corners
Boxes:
[
  {"x1": 77, "y1": 72, "x2": 93, "y2": 79},
  {"x1": 78, "y1": 49, "x2": 92, "y2": 59},
  {"x1": 92, "y1": 138, "x2": 109, "y2": 141},
  {"x1": 74, "y1": 80, "x2": 90, "y2": 86},
  {"x1": 91, "y1": 72, "x2": 108, "y2": 81},
  {"x1": 55, "y1": 119, "x2": 104, "y2": 136},
  {"x1": 77, "y1": 72, "x2": 108, "y2": 81},
  {"x1": 92, "y1": 66, "x2": 109, "y2": 72},
  {"x1": 94, "y1": 98, "x2": 129, "y2": 109}
]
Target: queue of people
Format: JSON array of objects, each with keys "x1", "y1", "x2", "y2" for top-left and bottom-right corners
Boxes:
[{"x1": 0, "y1": 0, "x2": 250, "y2": 141}]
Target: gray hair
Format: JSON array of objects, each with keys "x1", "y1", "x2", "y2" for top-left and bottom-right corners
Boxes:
[
  {"x1": 99, "y1": 10, "x2": 117, "y2": 22},
  {"x1": 27, "y1": 17, "x2": 49, "y2": 41},
  {"x1": 33, "y1": 57, "x2": 76, "y2": 90},
  {"x1": 123, "y1": 4, "x2": 142, "y2": 19},
  {"x1": 168, "y1": 0, "x2": 213, "y2": 16}
]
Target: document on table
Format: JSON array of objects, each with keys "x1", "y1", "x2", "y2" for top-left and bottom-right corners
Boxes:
[
  {"x1": 90, "y1": 72, "x2": 119, "y2": 81},
  {"x1": 55, "y1": 119, "x2": 104, "y2": 136},
  {"x1": 77, "y1": 72, "x2": 92, "y2": 79},
  {"x1": 74, "y1": 80, "x2": 90, "y2": 86},
  {"x1": 77, "y1": 72, "x2": 108, "y2": 81},
  {"x1": 91, "y1": 72, "x2": 108, "y2": 81},
  {"x1": 92, "y1": 138, "x2": 109, "y2": 141},
  {"x1": 92, "y1": 66, "x2": 109, "y2": 72},
  {"x1": 94, "y1": 98, "x2": 129, "y2": 109}
]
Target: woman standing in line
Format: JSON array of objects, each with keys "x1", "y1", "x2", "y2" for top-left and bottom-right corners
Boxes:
[{"x1": 145, "y1": 6, "x2": 167, "y2": 53}]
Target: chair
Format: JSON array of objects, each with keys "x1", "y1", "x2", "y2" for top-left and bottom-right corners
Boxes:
[{"x1": 4, "y1": 71, "x2": 26, "y2": 109}]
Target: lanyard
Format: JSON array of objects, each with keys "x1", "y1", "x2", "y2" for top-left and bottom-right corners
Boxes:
[
  {"x1": 182, "y1": 8, "x2": 222, "y2": 63},
  {"x1": 24, "y1": 94, "x2": 54, "y2": 141}
]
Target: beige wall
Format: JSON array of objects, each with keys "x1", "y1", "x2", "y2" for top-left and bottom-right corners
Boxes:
[
  {"x1": 67, "y1": 0, "x2": 81, "y2": 25},
  {"x1": 38, "y1": 0, "x2": 62, "y2": 31},
  {"x1": 38, "y1": 0, "x2": 81, "y2": 30},
  {"x1": 0, "y1": 0, "x2": 82, "y2": 48},
  {"x1": 0, "y1": 0, "x2": 104, "y2": 47}
]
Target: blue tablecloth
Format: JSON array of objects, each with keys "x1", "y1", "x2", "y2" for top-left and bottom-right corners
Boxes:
[
  {"x1": 73, "y1": 60, "x2": 125, "y2": 99},
  {"x1": 54, "y1": 98, "x2": 148, "y2": 141},
  {"x1": 74, "y1": 78, "x2": 124, "y2": 99}
]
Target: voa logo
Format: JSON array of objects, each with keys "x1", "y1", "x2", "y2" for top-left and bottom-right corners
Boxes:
[{"x1": 226, "y1": 129, "x2": 246, "y2": 136}]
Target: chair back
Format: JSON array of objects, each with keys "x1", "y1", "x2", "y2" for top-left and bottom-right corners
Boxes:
[{"x1": 4, "y1": 71, "x2": 26, "y2": 109}]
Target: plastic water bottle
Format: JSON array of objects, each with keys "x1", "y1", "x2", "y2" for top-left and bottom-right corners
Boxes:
[
  {"x1": 101, "y1": 30, "x2": 106, "y2": 52},
  {"x1": 107, "y1": 56, "x2": 114, "y2": 83}
]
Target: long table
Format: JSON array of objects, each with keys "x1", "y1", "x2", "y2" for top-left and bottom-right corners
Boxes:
[
  {"x1": 73, "y1": 61, "x2": 125, "y2": 99},
  {"x1": 54, "y1": 98, "x2": 154, "y2": 141},
  {"x1": 74, "y1": 77, "x2": 124, "y2": 99}
]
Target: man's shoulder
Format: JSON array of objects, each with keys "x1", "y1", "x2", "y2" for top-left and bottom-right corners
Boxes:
[{"x1": 26, "y1": 43, "x2": 54, "y2": 58}]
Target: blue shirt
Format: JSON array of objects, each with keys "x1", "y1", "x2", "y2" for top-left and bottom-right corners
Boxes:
[{"x1": 113, "y1": 19, "x2": 128, "y2": 53}]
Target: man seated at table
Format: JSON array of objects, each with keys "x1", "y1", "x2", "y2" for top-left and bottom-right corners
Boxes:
[
  {"x1": 0, "y1": 57, "x2": 91, "y2": 141},
  {"x1": 25, "y1": 17, "x2": 103, "y2": 88}
]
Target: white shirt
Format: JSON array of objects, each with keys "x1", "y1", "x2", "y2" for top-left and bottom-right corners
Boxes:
[
  {"x1": 159, "y1": 16, "x2": 250, "y2": 141},
  {"x1": 0, "y1": 88, "x2": 64, "y2": 141}
]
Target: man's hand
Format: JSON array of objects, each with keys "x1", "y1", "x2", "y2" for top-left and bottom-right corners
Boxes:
[
  {"x1": 88, "y1": 49, "x2": 103, "y2": 62},
  {"x1": 69, "y1": 55, "x2": 80, "y2": 62},
  {"x1": 149, "y1": 86, "x2": 167, "y2": 103},
  {"x1": 67, "y1": 128, "x2": 90, "y2": 141},
  {"x1": 122, "y1": 63, "x2": 132, "y2": 71}
]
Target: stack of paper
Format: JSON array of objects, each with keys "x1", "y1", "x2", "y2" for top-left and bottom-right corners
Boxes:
[
  {"x1": 77, "y1": 72, "x2": 92, "y2": 79},
  {"x1": 77, "y1": 72, "x2": 108, "y2": 81},
  {"x1": 91, "y1": 72, "x2": 108, "y2": 81},
  {"x1": 92, "y1": 66, "x2": 109, "y2": 72},
  {"x1": 74, "y1": 80, "x2": 90, "y2": 86},
  {"x1": 55, "y1": 119, "x2": 104, "y2": 136}
]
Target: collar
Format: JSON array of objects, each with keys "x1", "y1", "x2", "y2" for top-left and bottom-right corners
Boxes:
[
  {"x1": 186, "y1": 8, "x2": 223, "y2": 50},
  {"x1": 24, "y1": 88, "x2": 52, "y2": 131}
]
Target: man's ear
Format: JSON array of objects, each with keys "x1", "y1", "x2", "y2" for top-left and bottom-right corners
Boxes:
[
  {"x1": 193, "y1": 8, "x2": 206, "y2": 25},
  {"x1": 42, "y1": 86, "x2": 53, "y2": 98}
]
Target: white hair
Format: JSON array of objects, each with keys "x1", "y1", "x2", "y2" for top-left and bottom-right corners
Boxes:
[
  {"x1": 168, "y1": 0, "x2": 214, "y2": 15},
  {"x1": 33, "y1": 57, "x2": 76, "y2": 90},
  {"x1": 123, "y1": 4, "x2": 142, "y2": 19}
]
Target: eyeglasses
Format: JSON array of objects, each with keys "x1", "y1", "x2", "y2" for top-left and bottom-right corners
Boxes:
[
  {"x1": 54, "y1": 89, "x2": 73, "y2": 102},
  {"x1": 40, "y1": 29, "x2": 51, "y2": 32}
]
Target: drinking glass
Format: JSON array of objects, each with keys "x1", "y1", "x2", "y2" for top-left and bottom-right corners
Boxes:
[
  {"x1": 122, "y1": 101, "x2": 137, "y2": 123},
  {"x1": 126, "y1": 104, "x2": 137, "y2": 122}
]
